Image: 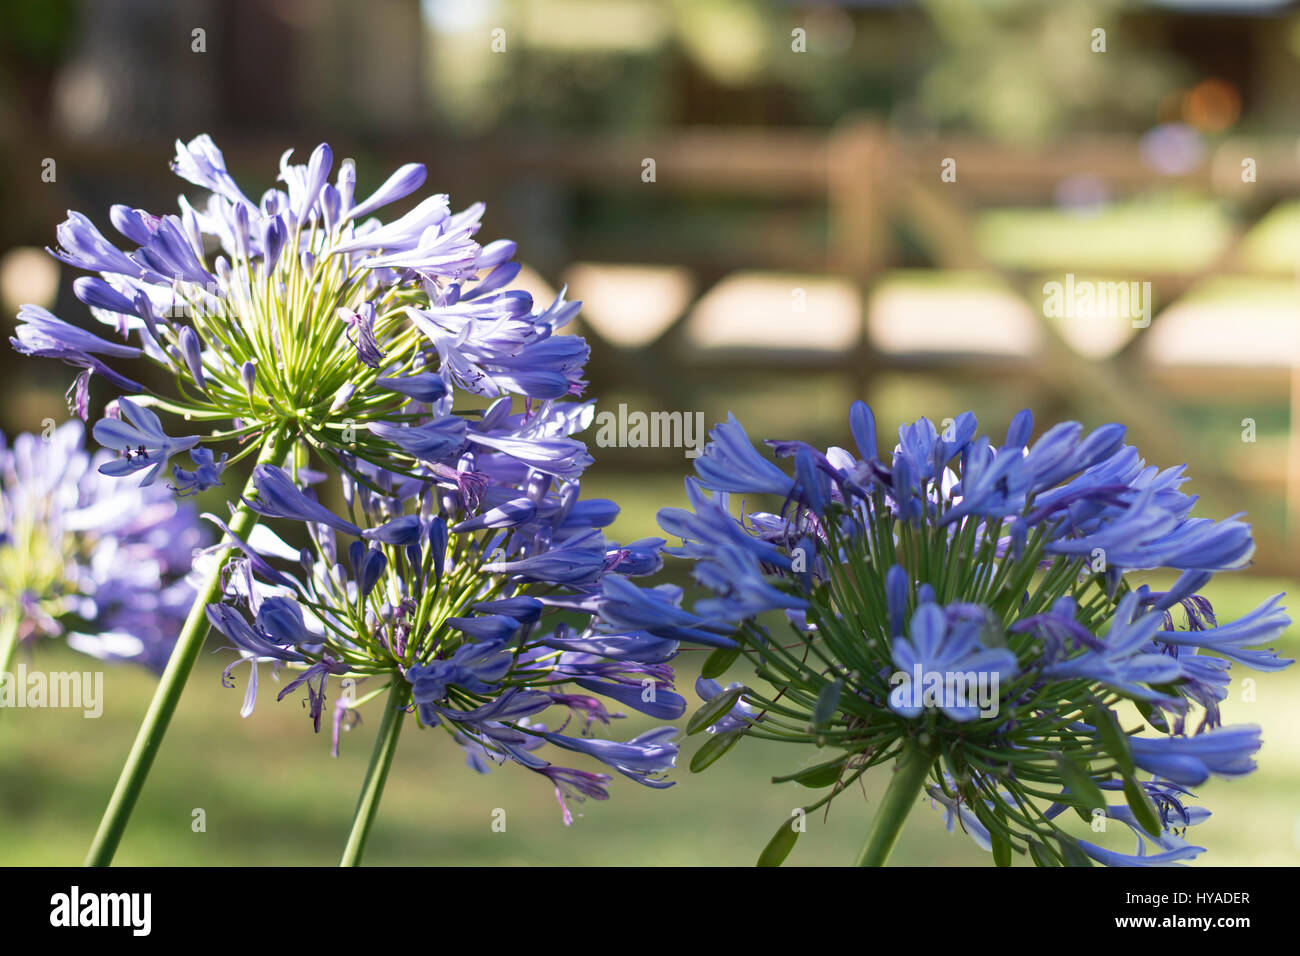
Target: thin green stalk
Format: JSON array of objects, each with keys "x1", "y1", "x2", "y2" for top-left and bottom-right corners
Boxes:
[
  {"x1": 855, "y1": 738, "x2": 938, "y2": 866},
  {"x1": 0, "y1": 610, "x2": 19, "y2": 686},
  {"x1": 84, "y1": 428, "x2": 294, "y2": 866},
  {"x1": 340, "y1": 679, "x2": 410, "y2": 866}
]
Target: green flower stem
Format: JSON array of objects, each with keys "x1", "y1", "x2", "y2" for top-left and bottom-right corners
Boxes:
[
  {"x1": 855, "y1": 738, "x2": 939, "y2": 867},
  {"x1": 0, "y1": 610, "x2": 19, "y2": 686},
  {"x1": 84, "y1": 428, "x2": 294, "y2": 867},
  {"x1": 339, "y1": 679, "x2": 410, "y2": 867}
]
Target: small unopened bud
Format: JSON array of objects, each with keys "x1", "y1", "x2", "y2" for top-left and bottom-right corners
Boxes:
[
  {"x1": 330, "y1": 383, "x2": 355, "y2": 413},
  {"x1": 440, "y1": 489, "x2": 459, "y2": 518},
  {"x1": 341, "y1": 469, "x2": 358, "y2": 512},
  {"x1": 178, "y1": 325, "x2": 207, "y2": 390},
  {"x1": 321, "y1": 183, "x2": 341, "y2": 233},
  {"x1": 360, "y1": 548, "x2": 386, "y2": 598},
  {"x1": 261, "y1": 214, "x2": 288, "y2": 277},
  {"x1": 180, "y1": 201, "x2": 204, "y2": 256},
  {"x1": 527, "y1": 471, "x2": 551, "y2": 503},
  {"x1": 552, "y1": 481, "x2": 580, "y2": 529},
  {"x1": 338, "y1": 159, "x2": 357, "y2": 211},
  {"x1": 241, "y1": 360, "x2": 257, "y2": 396},
  {"x1": 234, "y1": 203, "x2": 251, "y2": 262}
]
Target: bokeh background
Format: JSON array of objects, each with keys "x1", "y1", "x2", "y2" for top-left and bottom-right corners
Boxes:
[{"x1": 2, "y1": 0, "x2": 1299, "y2": 865}]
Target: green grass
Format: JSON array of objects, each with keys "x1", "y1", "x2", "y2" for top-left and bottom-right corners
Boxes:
[
  {"x1": 976, "y1": 197, "x2": 1234, "y2": 273},
  {"x1": 1, "y1": 575, "x2": 1296, "y2": 866}
]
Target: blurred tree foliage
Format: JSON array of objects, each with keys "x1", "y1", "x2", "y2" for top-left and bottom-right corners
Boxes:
[
  {"x1": 428, "y1": 0, "x2": 1191, "y2": 142},
  {"x1": 0, "y1": 0, "x2": 77, "y2": 118}
]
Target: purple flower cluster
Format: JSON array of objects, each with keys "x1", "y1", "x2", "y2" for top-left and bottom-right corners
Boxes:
[
  {"x1": 203, "y1": 452, "x2": 703, "y2": 823},
  {"x1": 1, "y1": 421, "x2": 203, "y2": 670},
  {"x1": 11, "y1": 134, "x2": 590, "y2": 497},
  {"x1": 659, "y1": 402, "x2": 1291, "y2": 866}
]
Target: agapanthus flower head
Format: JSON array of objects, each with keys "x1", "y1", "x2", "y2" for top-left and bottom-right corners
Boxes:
[
  {"x1": 0, "y1": 420, "x2": 204, "y2": 669},
  {"x1": 13, "y1": 134, "x2": 588, "y2": 494},
  {"x1": 196, "y1": 328, "x2": 695, "y2": 822},
  {"x1": 660, "y1": 402, "x2": 1292, "y2": 866}
]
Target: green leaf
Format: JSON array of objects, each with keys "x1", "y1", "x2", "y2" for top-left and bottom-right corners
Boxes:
[
  {"x1": 701, "y1": 645, "x2": 741, "y2": 680},
  {"x1": 1089, "y1": 703, "x2": 1135, "y2": 777},
  {"x1": 1027, "y1": 840, "x2": 1060, "y2": 867},
  {"x1": 686, "y1": 687, "x2": 744, "y2": 736},
  {"x1": 1054, "y1": 754, "x2": 1107, "y2": 820},
  {"x1": 689, "y1": 730, "x2": 742, "y2": 773},
  {"x1": 1056, "y1": 836, "x2": 1095, "y2": 868},
  {"x1": 991, "y1": 830, "x2": 1012, "y2": 867},
  {"x1": 772, "y1": 757, "x2": 846, "y2": 788},
  {"x1": 1122, "y1": 776, "x2": 1163, "y2": 838},
  {"x1": 1133, "y1": 699, "x2": 1159, "y2": 728},
  {"x1": 756, "y1": 814, "x2": 802, "y2": 867},
  {"x1": 967, "y1": 795, "x2": 1018, "y2": 868},
  {"x1": 811, "y1": 679, "x2": 842, "y2": 729},
  {"x1": 968, "y1": 793, "x2": 1004, "y2": 840}
]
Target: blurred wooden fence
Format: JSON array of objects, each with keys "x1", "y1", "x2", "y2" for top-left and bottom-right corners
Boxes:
[
  {"x1": 434, "y1": 118, "x2": 1297, "y2": 573},
  {"x1": 4, "y1": 119, "x2": 1298, "y2": 572}
]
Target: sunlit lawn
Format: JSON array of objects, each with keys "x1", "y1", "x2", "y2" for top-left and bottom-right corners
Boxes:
[{"x1": 977, "y1": 197, "x2": 1234, "y2": 273}]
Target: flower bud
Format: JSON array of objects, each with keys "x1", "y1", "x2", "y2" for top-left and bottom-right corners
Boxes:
[
  {"x1": 241, "y1": 360, "x2": 257, "y2": 397},
  {"x1": 178, "y1": 326, "x2": 206, "y2": 390}
]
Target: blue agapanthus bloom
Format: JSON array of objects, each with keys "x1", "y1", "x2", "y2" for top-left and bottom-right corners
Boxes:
[
  {"x1": 660, "y1": 402, "x2": 1291, "y2": 867},
  {"x1": 202, "y1": 415, "x2": 712, "y2": 826},
  {"x1": 11, "y1": 133, "x2": 587, "y2": 494},
  {"x1": 0, "y1": 421, "x2": 204, "y2": 672}
]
